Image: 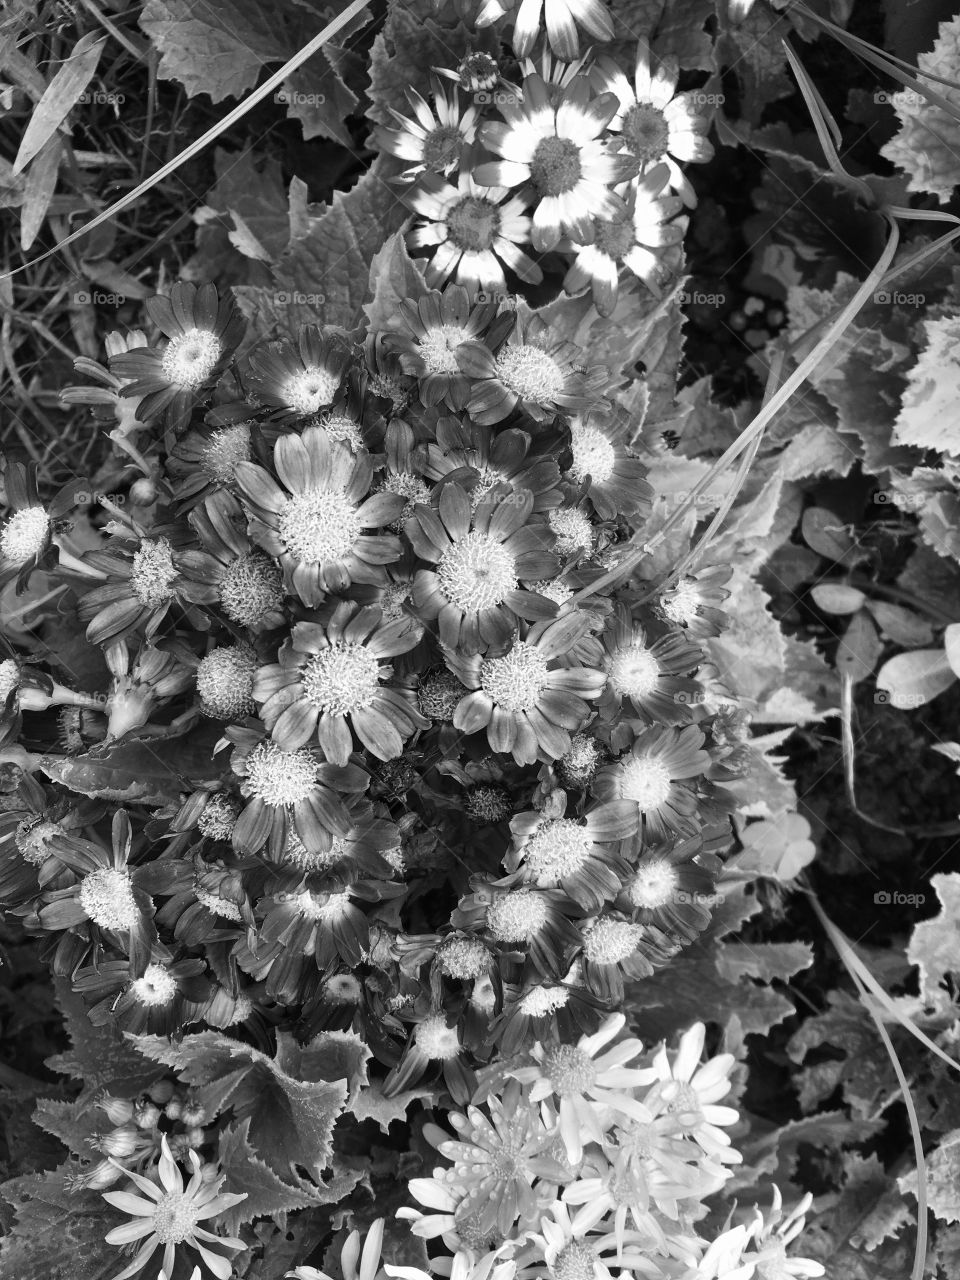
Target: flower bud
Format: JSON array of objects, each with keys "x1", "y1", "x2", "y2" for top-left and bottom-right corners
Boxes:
[
  {"x1": 98, "y1": 1094, "x2": 135, "y2": 1125},
  {"x1": 134, "y1": 1099, "x2": 161, "y2": 1129},
  {"x1": 184, "y1": 1126, "x2": 205, "y2": 1147},
  {"x1": 164, "y1": 1100, "x2": 184, "y2": 1121},
  {"x1": 99, "y1": 1124, "x2": 140, "y2": 1157},
  {"x1": 181, "y1": 1103, "x2": 206, "y2": 1127},
  {"x1": 147, "y1": 1078, "x2": 175, "y2": 1105},
  {"x1": 84, "y1": 1159, "x2": 125, "y2": 1189}
]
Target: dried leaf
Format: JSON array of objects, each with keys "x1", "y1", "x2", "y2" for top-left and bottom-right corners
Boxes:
[{"x1": 13, "y1": 33, "x2": 106, "y2": 174}]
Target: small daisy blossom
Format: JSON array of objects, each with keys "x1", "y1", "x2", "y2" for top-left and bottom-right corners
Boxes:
[
  {"x1": 512, "y1": 1012, "x2": 658, "y2": 1163},
  {"x1": 388, "y1": 1250, "x2": 517, "y2": 1280},
  {"x1": 643, "y1": 1022, "x2": 740, "y2": 1161},
  {"x1": 287, "y1": 1218, "x2": 386, "y2": 1280},
  {"x1": 377, "y1": 77, "x2": 480, "y2": 179},
  {"x1": 512, "y1": 1199, "x2": 666, "y2": 1280},
  {"x1": 404, "y1": 168, "x2": 542, "y2": 292},
  {"x1": 592, "y1": 41, "x2": 715, "y2": 207},
  {"x1": 738, "y1": 1189, "x2": 825, "y2": 1280},
  {"x1": 102, "y1": 1135, "x2": 246, "y2": 1280},
  {"x1": 475, "y1": 73, "x2": 637, "y2": 251},
  {"x1": 476, "y1": 0, "x2": 614, "y2": 61}
]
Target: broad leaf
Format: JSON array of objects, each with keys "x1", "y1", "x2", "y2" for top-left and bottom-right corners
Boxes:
[{"x1": 875, "y1": 648, "x2": 956, "y2": 709}]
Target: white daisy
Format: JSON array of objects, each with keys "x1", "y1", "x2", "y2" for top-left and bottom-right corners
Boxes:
[
  {"x1": 377, "y1": 77, "x2": 479, "y2": 179},
  {"x1": 642, "y1": 1022, "x2": 741, "y2": 1162},
  {"x1": 477, "y1": 0, "x2": 614, "y2": 61}
]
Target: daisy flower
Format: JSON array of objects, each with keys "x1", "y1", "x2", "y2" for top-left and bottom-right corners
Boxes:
[
  {"x1": 404, "y1": 168, "x2": 542, "y2": 292},
  {"x1": 74, "y1": 955, "x2": 209, "y2": 1036},
  {"x1": 109, "y1": 282, "x2": 244, "y2": 432},
  {"x1": 616, "y1": 837, "x2": 720, "y2": 943},
  {"x1": 577, "y1": 912, "x2": 681, "y2": 1002},
  {"x1": 656, "y1": 565, "x2": 732, "y2": 640},
  {"x1": 565, "y1": 406, "x2": 652, "y2": 521},
  {"x1": 406, "y1": 480, "x2": 558, "y2": 653},
  {"x1": 452, "y1": 883, "x2": 582, "y2": 980},
  {"x1": 556, "y1": 731, "x2": 609, "y2": 790},
  {"x1": 490, "y1": 977, "x2": 604, "y2": 1058},
  {"x1": 600, "y1": 610, "x2": 704, "y2": 725},
  {"x1": 474, "y1": 73, "x2": 636, "y2": 251},
  {"x1": 510, "y1": 1198, "x2": 663, "y2": 1280},
  {"x1": 511, "y1": 1012, "x2": 657, "y2": 1162},
  {"x1": 592, "y1": 41, "x2": 715, "y2": 207},
  {"x1": 102, "y1": 1135, "x2": 246, "y2": 1280},
  {"x1": 643, "y1": 1022, "x2": 740, "y2": 1161},
  {"x1": 446, "y1": 613, "x2": 607, "y2": 764},
  {"x1": 377, "y1": 77, "x2": 480, "y2": 179},
  {"x1": 0, "y1": 459, "x2": 59, "y2": 592},
  {"x1": 505, "y1": 799, "x2": 638, "y2": 909},
  {"x1": 227, "y1": 724, "x2": 369, "y2": 859},
  {"x1": 233, "y1": 427, "x2": 405, "y2": 607},
  {"x1": 435, "y1": 51, "x2": 502, "y2": 95},
  {"x1": 182, "y1": 489, "x2": 286, "y2": 632},
  {"x1": 288, "y1": 1218, "x2": 387, "y2": 1280},
  {"x1": 257, "y1": 880, "x2": 375, "y2": 977},
  {"x1": 563, "y1": 165, "x2": 683, "y2": 316},
  {"x1": 396, "y1": 1170, "x2": 504, "y2": 1254},
  {"x1": 384, "y1": 1010, "x2": 476, "y2": 1104},
  {"x1": 592, "y1": 726, "x2": 711, "y2": 842},
  {"x1": 739, "y1": 1189, "x2": 826, "y2": 1280},
  {"x1": 460, "y1": 315, "x2": 605, "y2": 427},
  {"x1": 476, "y1": 0, "x2": 614, "y2": 62},
  {"x1": 382, "y1": 284, "x2": 509, "y2": 409},
  {"x1": 254, "y1": 604, "x2": 426, "y2": 764},
  {"x1": 61, "y1": 328, "x2": 150, "y2": 439},
  {"x1": 425, "y1": 419, "x2": 563, "y2": 515},
  {"x1": 166, "y1": 414, "x2": 254, "y2": 510},
  {"x1": 245, "y1": 326, "x2": 352, "y2": 422}
]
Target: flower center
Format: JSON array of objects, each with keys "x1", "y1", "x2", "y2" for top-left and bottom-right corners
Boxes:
[
  {"x1": 486, "y1": 889, "x2": 548, "y2": 941},
  {"x1": 558, "y1": 733, "x2": 603, "y2": 786},
  {"x1": 553, "y1": 1243, "x2": 597, "y2": 1280},
  {"x1": 418, "y1": 669, "x2": 464, "y2": 720},
  {"x1": 1, "y1": 507, "x2": 50, "y2": 564},
  {"x1": 480, "y1": 642, "x2": 549, "y2": 713},
  {"x1": 78, "y1": 867, "x2": 139, "y2": 931},
  {"x1": 627, "y1": 859, "x2": 679, "y2": 909},
  {"x1": 243, "y1": 740, "x2": 318, "y2": 807},
  {"x1": 465, "y1": 784, "x2": 511, "y2": 822},
  {"x1": 130, "y1": 538, "x2": 178, "y2": 608},
  {"x1": 195, "y1": 883, "x2": 242, "y2": 920},
  {"x1": 661, "y1": 1080, "x2": 701, "y2": 1121},
  {"x1": 661, "y1": 579, "x2": 702, "y2": 625},
  {"x1": 549, "y1": 507, "x2": 594, "y2": 556},
  {"x1": 582, "y1": 917, "x2": 645, "y2": 964},
  {"x1": 519, "y1": 985, "x2": 571, "y2": 1016},
  {"x1": 151, "y1": 1190, "x2": 202, "y2": 1244},
  {"x1": 161, "y1": 329, "x2": 222, "y2": 388},
  {"x1": 522, "y1": 818, "x2": 592, "y2": 879},
  {"x1": 593, "y1": 211, "x2": 637, "y2": 262},
  {"x1": 437, "y1": 530, "x2": 517, "y2": 612},
  {"x1": 15, "y1": 818, "x2": 62, "y2": 865},
  {"x1": 218, "y1": 552, "x2": 284, "y2": 627},
  {"x1": 458, "y1": 51, "x2": 499, "y2": 91},
  {"x1": 619, "y1": 756, "x2": 672, "y2": 810},
  {"x1": 379, "y1": 472, "x2": 432, "y2": 525},
  {"x1": 196, "y1": 644, "x2": 257, "y2": 720},
  {"x1": 278, "y1": 488, "x2": 362, "y2": 564},
  {"x1": 422, "y1": 123, "x2": 464, "y2": 172},
  {"x1": 130, "y1": 962, "x2": 178, "y2": 1007},
  {"x1": 283, "y1": 366, "x2": 340, "y2": 414},
  {"x1": 323, "y1": 974, "x2": 362, "y2": 1003},
  {"x1": 530, "y1": 135, "x2": 583, "y2": 196},
  {"x1": 415, "y1": 1013, "x2": 461, "y2": 1059},
  {"x1": 618, "y1": 1120, "x2": 658, "y2": 1160},
  {"x1": 569, "y1": 424, "x2": 616, "y2": 485},
  {"x1": 609, "y1": 1165, "x2": 646, "y2": 1208},
  {"x1": 295, "y1": 889, "x2": 351, "y2": 921},
  {"x1": 283, "y1": 827, "x2": 345, "y2": 873},
  {"x1": 608, "y1": 643, "x2": 660, "y2": 700},
  {"x1": 542, "y1": 1044, "x2": 597, "y2": 1097},
  {"x1": 419, "y1": 324, "x2": 470, "y2": 375},
  {"x1": 317, "y1": 411, "x2": 364, "y2": 450},
  {"x1": 495, "y1": 345, "x2": 565, "y2": 405},
  {"x1": 197, "y1": 793, "x2": 240, "y2": 840},
  {"x1": 300, "y1": 642, "x2": 382, "y2": 716},
  {"x1": 455, "y1": 1205, "x2": 500, "y2": 1252},
  {"x1": 530, "y1": 578, "x2": 573, "y2": 606},
  {"x1": 621, "y1": 102, "x2": 671, "y2": 163},
  {"x1": 200, "y1": 425, "x2": 252, "y2": 484},
  {"x1": 446, "y1": 195, "x2": 501, "y2": 251},
  {"x1": 437, "y1": 936, "x2": 491, "y2": 979},
  {"x1": 0, "y1": 660, "x2": 19, "y2": 704}
]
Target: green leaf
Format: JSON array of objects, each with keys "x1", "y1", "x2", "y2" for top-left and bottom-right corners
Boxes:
[
  {"x1": 908, "y1": 872, "x2": 960, "y2": 1006},
  {"x1": 875, "y1": 648, "x2": 957, "y2": 709},
  {"x1": 38, "y1": 723, "x2": 223, "y2": 806},
  {"x1": 13, "y1": 33, "x2": 106, "y2": 174},
  {"x1": 45, "y1": 979, "x2": 159, "y2": 1096},
  {"x1": 810, "y1": 583, "x2": 866, "y2": 614},
  {"x1": 363, "y1": 232, "x2": 429, "y2": 334},
  {"x1": 608, "y1": 0, "x2": 715, "y2": 70},
  {"x1": 20, "y1": 134, "x2": 61, "y2": 251},
  {"x1": 350, "y1": 1082, "x2": 434, "y2": 1132},
  {"x1": 866, "y1": 600, "x2": 934, "y2": 648},
  {"x1": 32, "y1": 1097, "x2": 103, "y2": 1158},
  {"x1": 234, "y1": 157, "x2": 411, "y2": 336},
  {"x1": 0, "y1": 1166, "x2": 125, "y2": 1280},
  {"x1": 216, "y1": 1119, "x2": 332, "y2": 1232},
  {"x1": 801, "y1": 506, "x2": 856, "y2": 561},
  {"x1": 732, "y1": 811, "x2": 817, "y2": 881},
  {"x1": 899, "y1": 1128, "x2": 960, "y2": 1223},
  {"x1": 835, "y1": 610, "x2": 882, "y2": 685},
  {"x1": 129, "y1": 1029, "x2": 349, "y2": 1181}
]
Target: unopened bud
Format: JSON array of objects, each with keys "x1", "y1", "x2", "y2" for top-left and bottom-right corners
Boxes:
[
  {"x1": 147, "y1": 1078, "x2": 175, "y2": 1105},
  {"x1": 134, "y1": 1099, "x2": 161, "y2": 1129},
  {"x1": 181, "y1": 1104, "x2": 206, "y2": 1127},
  {"x1": 184, "y1": 1126, "x2": 205, "y2": 1147},
  {"x1": 99, "y1": 1124, "x2": 139, "y2": 1157},
  {"x1": 164, "y1": 1100, "x2": 183, "y2": 1121},
  {"x1": 84, "y1": 1159, "x2": 125, "y2": 1189},
  {"x1": 99, "y1": 1094, "x2": 135, "y2": 1125}
]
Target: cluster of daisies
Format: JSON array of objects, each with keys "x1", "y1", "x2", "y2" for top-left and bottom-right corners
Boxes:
[
  {"x1": 0, "y1": 270, "x2": 742, "y2": 1101},
  {"x1": 378, "y1": 0, "x2": 714, "y2": 316},
  {"x1": 290, "y1": 1017, "x2": 824, "y2": 1280}
]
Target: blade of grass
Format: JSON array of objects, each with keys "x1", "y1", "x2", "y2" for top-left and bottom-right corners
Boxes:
[{"x1": 0, "y1": 0, "x2": 372, "y2": 281}]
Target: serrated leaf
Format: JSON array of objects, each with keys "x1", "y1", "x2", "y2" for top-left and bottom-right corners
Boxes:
[
  {"x1": 715, "y1": 940, "x2": 813, "y2": 984},
  {"x1": 608, "y1": 0, "x2": 715, "y2": 69},
  {"x1": 350, "y1": 1082, "x2": 434, "y2": 1132},
  {"x1": 0, "y1": 1166, "x2": 125, "y2": 1280},
  {"x1": 363, "y1": 232, "x2": 429, "y2": 334},
  {"x1": 810, "y1": 583, "x2": 866, "y2": 614},
  {"x1": 944, "y1": 623, "x2": 960, "y2": 678},
  {"x1": 907, "y1": 872, "x2": 960, "y2": 1005},
  {"x1": 893, "y1": 313, "x2": 960, "y2": 451},
  {"x1": 875, "y1": 648, "x2": 956, "y2": 709},
  {"x1": 32, "y1": 1097, "x2": 103, "y2": 1157},
  {"x1": 899, "y1": 1128, "x2": 960, "y2": 1222},
  {"x1": 139, "y1": 0, "x2": 288, "y2": 101},
  {"x1": 881, "y1": 14, "x2": 960, "y2": 202},
  {"x1": 45, "y1": 979, "x2": 159, "y2": 1096},
  {"x1": 217, "y1": 1119, "x2": 327, "y2": 1232},
  {"x1": 14, "y1": 33, "x2": 106, "y2": 173}
]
